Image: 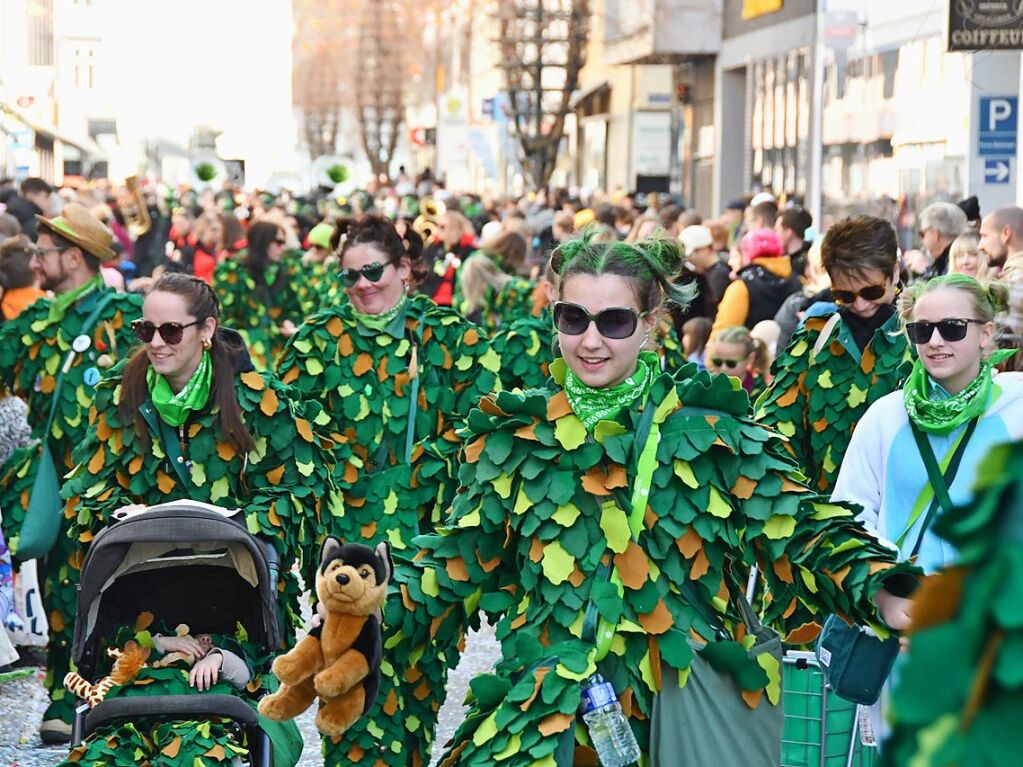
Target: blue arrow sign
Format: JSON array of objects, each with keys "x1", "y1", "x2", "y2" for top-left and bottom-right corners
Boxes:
[{"x1": 984, "y1": 158, "x2": 1011, "y2": 184}]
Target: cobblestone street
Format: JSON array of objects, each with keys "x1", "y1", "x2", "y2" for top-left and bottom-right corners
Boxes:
[{"x1": 0, "y1": 621, "x2": 500, "y2": 766}]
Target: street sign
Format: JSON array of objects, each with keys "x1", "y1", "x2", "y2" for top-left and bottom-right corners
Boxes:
[
  {"x1": 984, "y1": 158, "x2": 1012, "y2": 185},
  {"x1": 949, "y1": 1, "x2": 1023, "y2": 51},
  {"x1": 978, "y1": 96, "x2": 1018, "y2": 156}
]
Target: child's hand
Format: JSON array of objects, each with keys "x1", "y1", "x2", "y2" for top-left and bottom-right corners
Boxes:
[
  {"x1": 189, "y1": 651, "x2": 223, "y2": 691},
  {"x1": 154, "y1": 634, "x2": 208, "y2": 660}
]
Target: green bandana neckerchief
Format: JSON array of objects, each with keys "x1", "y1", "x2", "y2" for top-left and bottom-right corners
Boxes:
[
  {"x1": 903, "y1": 348, "x2": 1017, "y2": 434},
  {"x1": 146, "y1": 350, "x2": 213, "y2": 427},
  {"x1": 352, "y1": 294, "x2": 408, "y2": 336},
  {"x1": 564, "y1": 350, "x2": 660, "y2": 430},
  {"x1": 46, "y1": 274, "x2": 103, "y2": 325}
]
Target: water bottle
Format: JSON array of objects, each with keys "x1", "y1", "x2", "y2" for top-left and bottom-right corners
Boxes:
[{"x1": 579, "y1": 674, "x2": 641, "y2": 767}]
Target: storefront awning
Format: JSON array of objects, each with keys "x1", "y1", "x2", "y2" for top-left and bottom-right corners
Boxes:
[
  {"x1": 0, "y1": 102, "x2": 106, "y2": 158},
  {"x1": 570, "y1": 80, "x2": 611, "y2": 112}
]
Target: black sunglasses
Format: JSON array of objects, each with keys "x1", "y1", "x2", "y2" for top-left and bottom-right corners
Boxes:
[
  {"x1": 341, "y1": 260, "x2": 393, "y2": 287},
  {"x1": 711, "y1": 357, "x2": 745, "y2": 368},
  {"x1": 132, "y1": 319, "x2": 201, "y2": 345},
  {"x1": 274, "y1": 238, "x2": 287, "y2": 245},
  {"x1": 905, "y1": 318, "x2": 987, "y2": 344},
  {"x1": 832, "y1": 282, "x2": 889, "y2": 305},
  {"x1": 553, "y1": 301, "x2": 646, "y2": 340}
]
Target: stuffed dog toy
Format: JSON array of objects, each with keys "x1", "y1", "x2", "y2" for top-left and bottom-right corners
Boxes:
[{"x1": 258, "y1": 538, "x2": 391, "y2": 738}]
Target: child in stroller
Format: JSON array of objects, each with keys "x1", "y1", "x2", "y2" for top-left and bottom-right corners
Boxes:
[{"x1": 62, "y1": 501, "x2": 304, "y2": 767}]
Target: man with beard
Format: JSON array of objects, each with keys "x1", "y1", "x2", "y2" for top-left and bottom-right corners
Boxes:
[
  {"x1": 981, "y1": 206, "x2": 1023, "y2": 369},
  {"x1": 0, "y1": 204, "x2": 142, "y2": 743}
]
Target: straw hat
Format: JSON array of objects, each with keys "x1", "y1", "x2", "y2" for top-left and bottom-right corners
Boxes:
[{"x1": 36, "y1": 203, "x2": 115, "y2": 261}]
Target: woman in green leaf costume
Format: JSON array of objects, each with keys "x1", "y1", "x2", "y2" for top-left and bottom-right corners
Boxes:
[
  {"x1": 756, "y1": 215, "x2": 913, "y2": 496},
  {"x1": 388, "y1": 232, "x2": 919, "y2": 766},
  {"x1": 298, "y1": 221, "x2": 345, "y2": 314},
  {"x1": 62, "y1": 273, "x2": 341, "y2": 639},
  {"x1": 881, "y1": 438, "x2": 1023, "y2": 766},
  {"x1": 276, "y1": 215, "x2": 499, "y2": 766},
  {"x1": 58, "y1": 619, "x2": 302, "y2": 767},
  {"x1": 459, "y1": 251, "x2": 536, "y2": 333},
  {"x1": 213, "y1": 221, "x2": 308, "y2": 370}
]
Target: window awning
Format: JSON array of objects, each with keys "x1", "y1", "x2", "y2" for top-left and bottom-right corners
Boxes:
[
  {"x1": 0, "y1": 102, "x2": 106, "y2": 158},
  {"x1": 570, "y1": 80, "x2": 611, "y2": 111}
]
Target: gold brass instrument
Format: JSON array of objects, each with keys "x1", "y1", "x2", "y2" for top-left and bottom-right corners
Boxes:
[
  {"x1": 412, "y1": 196, "x2": 446, "y2": 243},
  {"x1": 121, "y1": 176, "x2": 152, "y2": 238}
]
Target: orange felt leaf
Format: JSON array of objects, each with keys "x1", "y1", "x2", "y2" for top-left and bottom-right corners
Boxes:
[
  {"x1": 216, "y1": 441, "x2": 236, "y2": 461},
  {"x1": 528, "y1": 537, "x2": 544, "y2": 563},
  {"x1": 377, "y1": 356, "x2": 389, "y2": 383},
  {"x1": 96, "y1": 414, "x2": 112, "y2": 441},
  {"x1": 868, "y1": 561, "x2": 895, "y2": 576},
  {"x1": 824, "y1": 565, "x2": 851, "y2": 588},
  {"x1": 188, "y1": 423, "x2": 202, "y2": 439},
  {"x1": 204, "y1": 744, "x2": 226, "y2": 760},
  {"x1": 731, "y1": 475, "x2": 756, "y2": 500},
  {"x1": 50, "y1": 610, "x2": 65, "y2": 632},
  {"x1": 910, "y1": 568, "x2": 965, "y2": 632},
  {"x1": 382, "y1": 689, "x2": 399, "y2": 716},
  {"x1": 259, "y1": 387, "x2": 279, "y2": 416},
  {"x1": 281, "y1": 366, "x2": 299, "y2": 384},
  {"x1": 162, "y1": 735, "x2": 182, "y2": 758},
  {"x1": 638, "y1": 600, "x2": 673, "y2": 635},
  {"x1": 742, "y1": 689, "x2": 764, "y2": 709},
  {"x1": 87, "y1": 445, "x2": 105, "y2": 474},
  {"x1": 581, "y1": 465, "x2": 613, "y2": 496},
  {"x1": 478, "y1": 397, "x2": 509, "y2": 417},
  {"x1": 677, "y1": 527, "x2": 702, "y2": 559},
  {"x1": 861, "y1": 346, "x2": 876, "y2": 373},
  {"x1": 268, "y1": 504, "x2": 282, "y2": 527},
  {"x1": 78, "y1": 530, "x2": 93, "y2": 544},
  {"x1": 39, "y1": 375, "x2": 55, "y2": 394},
  {"x1": 604, "y1": 464, "x2": 627, "y2": 490},
  {"x1": 463, "y1": 436, "x2": 486, "y2": 464},
  {"x1": 546, "y1": 391, "x2": 572, "y2": 420},
  {"x1": 295, "y1": 418, "x2": 314, "y2": 442},
  {"x1": 520, "y1": 667, "x2": 551, "y2": 712},
  {"x1": 445, "y1": 557, "x2": 469, "y2": 582},
  {"x1": 463, "y1": 327, "x2": 479, "y2": 346},
  {"x1": 775, "y1": 385, "x2": 800, "y2": 408},
  {"x1": 538, "y1": 712, "x2": 573, "y2": 737},
  {"x1": 783, "y1": 597, "x2": 798, "y2": 619},
  {"x1": 135, "y1": 612, "x2": 155, "y2": 631},
  {"x1": 784, "y1": 622, "x2": 822, "y2": 645},
  {"x1": 781, "y1": 477, "x2": 805, "y2": 493},
  {"x1": 689, "y1": 549, "x2": 710, "y2": 580},
  {"x1": 128, "y1": 455, "x2": 143, "y2": 475},
  {"x1": 568, "y1": 567, "x2": 585, "y2": 587},
  {"x1": 812, "y1": 417, "x2": 829, "y2": 433},
  {"x1": 772, "y1": 555, "x2": 794, "y2": 584},
  {"x1": 353, "y1": 352, "x2": 374, "y2": 376},
  {"x1": 156, "y1": 471, "x2": 175, "y2": 493},
  {"x1": 614, "y1": 541, "x2": 650, "y2": 590},
  {"x1": 240, "y1": 371, "x2": 264, "y2": 391},
  {"x1": 266, "y1": 465, "x2": 285, "y2": 484},
  {"x1": 477, "y1": 550, "x2": 502, "y2": 573},
  {"x1": 328, "y1": 316, "x2": 346, "y2": 339}
]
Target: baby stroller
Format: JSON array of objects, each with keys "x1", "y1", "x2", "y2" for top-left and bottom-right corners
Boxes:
[{"x1": 70, "y1": 500, "x2": 282, "y2": 767}]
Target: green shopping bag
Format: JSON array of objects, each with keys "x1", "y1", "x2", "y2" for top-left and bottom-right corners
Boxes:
[{"x1": 17, "y1": 441, "x2": 64, "y2": 561}]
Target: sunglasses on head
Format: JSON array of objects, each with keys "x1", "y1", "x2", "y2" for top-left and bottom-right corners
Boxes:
[
  {"x1": 904, "y1": 318, "x2": 986, "y2": 344},
  {"x1": 132, "y1": 319, "x2": 201, "y2": 345},
  {"x1": 553, "y1": 301, "x2": 646, "y2": 340},
  {"x1": 341, "y1": 260, "x2": 393, "y2": 287},
  {"x1": 832, "y1": 282, "x2": 889, "y2": 305},
  {"x1": 711, "y1": 357, "x2": 745, "y2": 368}
]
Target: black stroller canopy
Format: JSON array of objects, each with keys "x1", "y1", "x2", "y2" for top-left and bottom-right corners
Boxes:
[{"x1": 72, "y1": 502, "x2": 281, "y2": 677}]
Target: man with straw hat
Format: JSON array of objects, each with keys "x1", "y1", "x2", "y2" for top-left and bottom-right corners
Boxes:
[{"x1": 0, "y1": 203, "x2": 142, "y2": 743}]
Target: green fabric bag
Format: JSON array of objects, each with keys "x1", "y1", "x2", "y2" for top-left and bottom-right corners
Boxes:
[
  {"x1": 17, "y1": 441, "x2": 63, "y2": 560},
  {"x1": 17, "y1": 292, "x2": 117, "y2": 561},
  {"x1": 258, "y1": 715, "x2": 304, "y2": 767}
]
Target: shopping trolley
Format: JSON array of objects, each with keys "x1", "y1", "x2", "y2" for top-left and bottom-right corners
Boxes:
[{"x1": 781, "y1": 651, "x2": 879, "y2": 767}]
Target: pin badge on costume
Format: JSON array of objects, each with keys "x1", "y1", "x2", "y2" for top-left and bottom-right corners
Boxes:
[
  {"x1": 83, "y1": 367, "x2": 100, "y2": 387},
  {"x1": 72, "y1": 334, "x2": 91, "y2": 353}
]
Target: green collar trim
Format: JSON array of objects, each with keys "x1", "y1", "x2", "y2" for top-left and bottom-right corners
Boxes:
[
  {"x1": 832, "y1": 309, "x2": 902, "y2": 364},
  {"x1": 146, "y1": 350, "x2": 213, "y2": 427},
  {"x1": 46, "y1": 274, "x2": 103, "y2": 325},
  {"x1": 352, "y1": 295, "x2": 409, "y2": 338}
]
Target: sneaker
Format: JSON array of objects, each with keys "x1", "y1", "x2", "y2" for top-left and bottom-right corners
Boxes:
[{"x1": 39, "y1": 718, "x2": 72, "y2": 745}]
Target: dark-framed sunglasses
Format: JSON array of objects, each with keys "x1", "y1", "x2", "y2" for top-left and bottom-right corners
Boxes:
[
  {"x1": 711, "y1": 357, "x2": 745, "y2": 368},
  {"x1": 553, "y1": 301, "x2": 646, "y2": 340},
  {"x1": 905, "y1": 318, "x2": 987, "y2": 344},
  {"x1": 341, "y1": 260, "x2": 393, "y2": 287},
  {"x1": 132, "y1": 319, "x2": 201, "y2": 345},
  {"x1": 832, "y1": 282, "x2": 889, "y2": 305}
]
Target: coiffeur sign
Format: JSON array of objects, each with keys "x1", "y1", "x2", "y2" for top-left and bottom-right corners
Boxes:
[
  {"x1": 743, "y1": 0, "x2": 783, "y2": 21},
  {"x1": 948, "y1": 1, "x2": 1023, "y2": 51}
]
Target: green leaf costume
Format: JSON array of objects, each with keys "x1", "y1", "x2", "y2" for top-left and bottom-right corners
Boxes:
[
  {"x1": 61, "y1": 363, "x2": 342, "y2": 638},
  {"x1": 298, "y1": 255, "x2": 345, "y2": 315},
  {"x1": 0, "y1": 285, "x2": 142, "y2": 724},
  {"x1": 388, "y1": 362, "x2": 916, "y2": 766},
  {"x1": 756, "y1": 310, "x2": 912, "y2": 495},
  {"x1": 882, "y1": 439, "x2": 1023, "y2": 766},
  {"x1": 475, "y1": 277, "x2": 536, "y2": 334},
  {"x1": 276, "y1": 292, "x2": 499, "y2": 765},
  {"x1": 213, "y1": 250, "x2": 309, "y2": 370}
]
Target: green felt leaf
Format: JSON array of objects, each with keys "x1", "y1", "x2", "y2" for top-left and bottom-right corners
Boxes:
[
  {"x1": 555, "y1": 415, "x2": 587, "y2": 451},
  {"x1": 762, "y1": 514, "x2": 796, "y2": 539},
  {"x1": 471, "y1": 711, "x2": 499, "y2": 746},
  {"x1": 593, "y1": 420, "x2": 626, "y2": 444},
  {"x1": 552, "y1": 502, "x2": 581, "y2": 526},
  {"x1": 541, "y1": 540, "x2": 575, "y2": 585},
  {"x1": 599, "y1": 501, "x2": 631, "y2": 554},
  {"x1": 706, "y1": 486, "x2": 732, "y2": 518}
]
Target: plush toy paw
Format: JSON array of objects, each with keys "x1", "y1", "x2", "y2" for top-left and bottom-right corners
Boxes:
[
  {"x1": 313, "y1": 670, "x2": 348, "y2": 699},
  {"x1": 271, "y1": 654, "x2": 305, "y2": 686}
]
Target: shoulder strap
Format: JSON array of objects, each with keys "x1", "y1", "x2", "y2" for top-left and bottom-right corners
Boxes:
[
  {"x1": 906, "y1": 417, "x2": 979, "y2": 557},
  {"x1": 810, "y1": 313, "x2": 842, "y2": 364},
  {"x1": 40, "y1": 291, "x2": 119, "y2": 439}
]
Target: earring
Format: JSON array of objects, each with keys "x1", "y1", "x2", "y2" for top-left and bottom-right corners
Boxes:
[{"x1": 203, "y1": 338, "x2": 213, "y2": 350}]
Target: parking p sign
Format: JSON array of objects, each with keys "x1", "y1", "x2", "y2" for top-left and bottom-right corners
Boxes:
[{"x1": 978, "y1": 96, "x2": 1018, "y2": 156}]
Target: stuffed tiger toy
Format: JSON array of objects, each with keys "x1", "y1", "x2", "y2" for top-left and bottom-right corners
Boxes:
[{"x1": 64, "y1": 640, "x2": 150, "y2": 707}]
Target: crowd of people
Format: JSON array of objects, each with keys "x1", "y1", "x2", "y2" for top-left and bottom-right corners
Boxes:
[{"x1": 0, "y1": 170, "x2": 1020, "y2": 766}]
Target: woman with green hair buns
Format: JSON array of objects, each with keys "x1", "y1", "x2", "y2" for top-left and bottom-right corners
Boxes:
[
  {"x1": 276, "y1": 214, "x2": 499, "y2": 767},
  {"x1": 389, "y1": 230, "x2": 918, "y2": 766}
]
